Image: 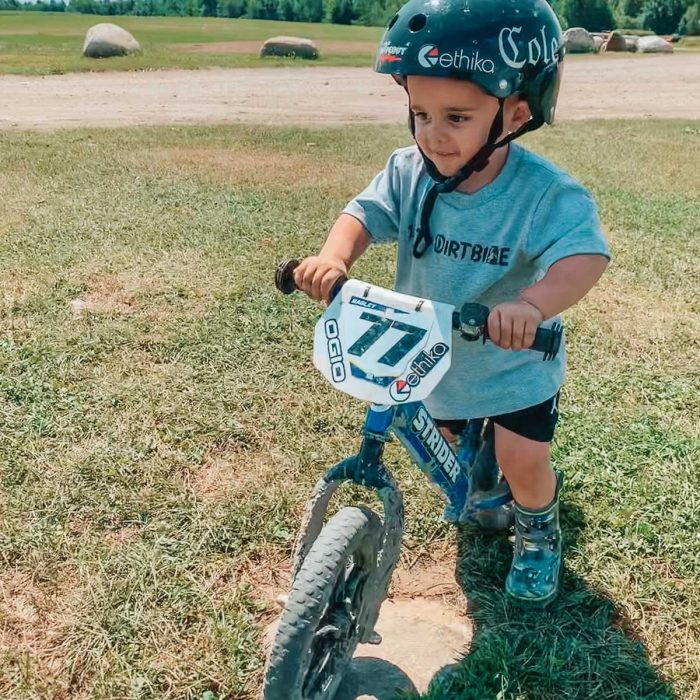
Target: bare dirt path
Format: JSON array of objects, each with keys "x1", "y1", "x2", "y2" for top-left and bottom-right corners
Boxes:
[{"x1": 1, "y1": 54, "x2": 699, "y2": 131}]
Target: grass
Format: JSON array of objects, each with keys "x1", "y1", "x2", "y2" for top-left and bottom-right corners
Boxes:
[
  {"x1": 0, "y1": 119, "x2": 698, "y2": 699},
  {"x1": 1, "y1": 12, "x2": 698, "y2": 76},
  {"x1": 677, "y1": 35, "x2": 700, "y2": 52},
  {"x1": 0, "y1": 11, "x2": 383, "y2": 74}
]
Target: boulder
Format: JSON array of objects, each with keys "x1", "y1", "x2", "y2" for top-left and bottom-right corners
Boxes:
[
  {"x1": 623, "y1": 35, "x2": 639, "y2": 52},
  {"x1": 593, "y1": 35, "x2": 604, "y2": 52},
  {"x1": 83, "y1": 23, "x2": 140, "y2": 58},
  {"x1": 602, "y1": 31, "x2": 627, "y2": 52},
  {"x1": 563, "y1": 27, "x2": 595, "y2": 53},
  {"x1": 260, "y1": 36, "x2": 319, "y2": 60},
  {"x1": 638, "y1": 35, "x2": 674, "y2": 53}
]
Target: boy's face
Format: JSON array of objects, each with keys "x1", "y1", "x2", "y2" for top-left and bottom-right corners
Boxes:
[{"x1": 406, "y1": 76, "x2": 530, "y2": 178}]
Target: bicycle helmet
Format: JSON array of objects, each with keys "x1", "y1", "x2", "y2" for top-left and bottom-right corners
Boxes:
[{"x1": 375, "y1": 0, "x2": 564, "y2": 256}]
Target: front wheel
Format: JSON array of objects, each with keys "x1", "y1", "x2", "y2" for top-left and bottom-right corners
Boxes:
[{"x1": 263, "y1": 506, "x2": 383, "y2": 700}]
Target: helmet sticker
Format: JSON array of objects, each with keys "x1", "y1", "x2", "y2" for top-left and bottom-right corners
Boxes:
[
  {"x1": 418, "y1": 44, "x2": 495, "y2": 73},
  {"x1": 499, "y1": 25, "x2": 560, "y2": 69},
  {"x1": 417, "y1": 45, "x2": 439, "y2": 68},
  {"x1": 379, "y1": 43, "x2": 408, "y2": 63}
]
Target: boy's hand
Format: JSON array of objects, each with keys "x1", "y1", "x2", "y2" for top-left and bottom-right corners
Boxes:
[
  {"x1": 293, "y1": 256, "x2": 348, "y2": 302},
  {"x1": 488, "y1": 300, "x2": 544, "y2": 351}
]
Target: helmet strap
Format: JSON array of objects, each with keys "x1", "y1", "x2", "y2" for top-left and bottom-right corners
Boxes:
[{"x1": 411, "y1": 100, "x2": 534, "y2": 258}]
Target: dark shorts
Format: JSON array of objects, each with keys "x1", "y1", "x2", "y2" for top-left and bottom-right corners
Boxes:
[{"x1": 436, "y1": 392, "x2": 560, "y2": 444}]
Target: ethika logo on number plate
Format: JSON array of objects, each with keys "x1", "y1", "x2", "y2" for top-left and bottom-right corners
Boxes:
[
  {"x1": 405, "y1": 342, "x2": 448, "y2": 388},
  {"x1": 498, "y1": 25, "x2": 560, "y2": 69},
  {"x1": 418, "y1": 45, "x2": 495, "y2": 74},
  {"x1": 411, "y1": 407, "x2": 460, "y2": 483},
  {"x1": 324, "y1": 319, "x2": 346, "y2": 383}
]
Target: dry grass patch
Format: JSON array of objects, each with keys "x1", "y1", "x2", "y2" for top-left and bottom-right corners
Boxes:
[
  {"x1": 73, "y1": 253, "x2": 224, "y2": 318},
  {"x1": 138, "y1": 145, "x2": 368, "y2": 191},
  {"x1": 0, "y1": 569, "x2": 84, "y2": 698},
  {"x1": 190, "y1": 447, "x2": 287, "y2": 504},
  {"x1": 577, "y1": 276, "x2": 699, "y2": 367},
  {"x1": 104, "y1": 525, "x2": 142, "y2": 549}
]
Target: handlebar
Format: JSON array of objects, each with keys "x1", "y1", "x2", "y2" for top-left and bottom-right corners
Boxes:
[{"x1": 275, "y1": 259, "x2": 562, "y2": 361}]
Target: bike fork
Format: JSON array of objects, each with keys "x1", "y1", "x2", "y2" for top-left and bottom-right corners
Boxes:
[{"x1": 291, "y1": 430, "x2": 404, "y2": 645}]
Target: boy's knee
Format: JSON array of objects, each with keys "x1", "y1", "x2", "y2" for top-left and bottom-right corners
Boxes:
[{"x1": 494, "y1": 424, "x2": 550, "y2": 472}]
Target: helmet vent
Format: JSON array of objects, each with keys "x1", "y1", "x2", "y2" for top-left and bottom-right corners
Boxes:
[
  {"x1": 387, "y1": 13, "x2": 399, "y2": 29},
  {"x1": 408, "y1": 13, "x2": 427, "y2": 32}
]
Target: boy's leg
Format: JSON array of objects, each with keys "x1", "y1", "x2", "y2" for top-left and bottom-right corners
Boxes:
[
  {"x1": 493, "y1": 424, "x2": 555, "y2": 509},
  {"x1": 492, "y1": 396, "x2": 563, "y2": 603}
]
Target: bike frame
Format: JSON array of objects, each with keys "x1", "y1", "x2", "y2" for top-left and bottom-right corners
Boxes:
[{"x1": 288, "y1": 400, "x2": 486, "y2": 644}]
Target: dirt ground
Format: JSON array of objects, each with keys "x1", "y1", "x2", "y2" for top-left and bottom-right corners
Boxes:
[{"x1": 1, "y1": 54, "x2": 699, "y2": 131}]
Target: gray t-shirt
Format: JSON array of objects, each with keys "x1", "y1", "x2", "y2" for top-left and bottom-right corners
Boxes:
[{"x1": 343, "y1": 143, "x2": 610, "y2": 420}]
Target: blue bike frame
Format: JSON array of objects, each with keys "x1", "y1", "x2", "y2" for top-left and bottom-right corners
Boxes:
[
  {"x1": 363, "y1": 402, "x2": 476, "y2": 519},
  {"x1": 289, "y1": 400, "x2": 512, "y2": 645}
]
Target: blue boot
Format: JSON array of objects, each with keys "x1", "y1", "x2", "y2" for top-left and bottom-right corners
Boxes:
[{"x1": 506, "y1": 472, "x2": 563, "y2": 605}]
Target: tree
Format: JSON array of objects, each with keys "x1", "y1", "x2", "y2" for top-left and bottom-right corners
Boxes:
[
  {"x1": 564, "y1": 0, "x2": 616, "y2": 30},
  {"x1": 246, "y1": 0, "x2": 278, "y2": 19},
  {"x1": 641, "y1": 0, "x2": 687, "y2": 33},
  {"x1": 618, "y1": 0, "x2": 645, "y2": 15},
  {"x1": 323, "y1": 0, "x2": 357, "y2": 24},
  {"x1": 354, "y1": 0, "x2": 390, "y2": 25},
  {"x1": 218, "y1": 0, "x2": 245, "y2": 16},
  {"x1": 678, "y1": 1, "x2": 700, "y2": 33}
]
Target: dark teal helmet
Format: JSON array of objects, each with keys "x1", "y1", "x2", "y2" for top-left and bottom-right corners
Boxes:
[
  {"x1": 374, "y1": 0, "x2": 565, "y2": 258},
  {"x1": 375, "y1": 0, "x2": 564, "y2": 130}
]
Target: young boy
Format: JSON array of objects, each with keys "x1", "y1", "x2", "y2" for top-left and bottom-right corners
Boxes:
[{"x1": 293, "y1": 0, "x2": 610, "y2": 604}]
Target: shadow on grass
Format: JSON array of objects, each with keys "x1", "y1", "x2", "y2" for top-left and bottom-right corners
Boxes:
[{"x1": 420, "y1": 502, "x2": 675, "y2": 700}]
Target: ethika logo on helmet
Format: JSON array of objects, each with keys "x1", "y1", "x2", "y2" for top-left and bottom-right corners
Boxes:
[
  {"x1": 498, "y1": 25, "x2": 560, "y2": 69},
  {"x1": 417, "y1": 45, "x2": 439, "y2": 68},
  {"x1": 418, "y1": 44, "x2": 495, "y2": 74}
]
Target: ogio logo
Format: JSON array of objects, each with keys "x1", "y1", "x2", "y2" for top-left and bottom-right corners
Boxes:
[{"x1": 418, "y1": 45, "x2": 439, "y2": 68}]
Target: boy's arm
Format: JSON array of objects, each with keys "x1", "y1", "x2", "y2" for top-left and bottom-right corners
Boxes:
[
  {"x1": 294, "y1": 214, "x2": 372, "y2": 301},
  {"x1": 489, "y1": 253, "x2": 608, "y2": 351},
  {"x1": 519, "y1": 253, "x2": 609, "y2": 319}
]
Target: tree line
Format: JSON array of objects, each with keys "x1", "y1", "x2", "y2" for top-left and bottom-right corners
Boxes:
[{"x1": 2, "y1": 0, "x2": 698, "y2": 35}]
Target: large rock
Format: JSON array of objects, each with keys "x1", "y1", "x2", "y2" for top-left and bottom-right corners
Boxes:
[
  {"x1": 623, "y1": 35, "x2": 639, "y2": 52},
  {"x1": 83, "y1": 23, "x2": 140, "y2": 58},
  {"x1": 602, "y1": 31, "x2": 627, "y2": 52},
  {"x1": 260, "y1": 36, "x2": 319, "y2": 60},
  {"x1": 593, "y1": 35, "x2": 604, "y2": 52},
  {"x1": 563, "y1": 27, "x2": 595, "y2": 53},
  {"x1": 638, "y1": 35, "x2": 674, "y2": 53}
]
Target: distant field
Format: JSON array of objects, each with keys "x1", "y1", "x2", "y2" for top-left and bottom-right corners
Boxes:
[
  {"x1": 1, "y1": 11, "x2": 698, "y2": 75},
  {"x1": 0, "y1": 11, "x2": 383, "y2": 74}
]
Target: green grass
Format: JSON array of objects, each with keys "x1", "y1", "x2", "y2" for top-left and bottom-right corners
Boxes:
[
  {"x1": 0, "y1": 11, "x2": 382, "y2": 74},
  {"x1": 2, "y1": 12, "x2": 697, "y2": 76},
  {"x1": 677, "y1": 35, "x2": 700, "y2": 52},
  {"x1": 0, "y1": 119, "x2": 698, "y2": 699}
]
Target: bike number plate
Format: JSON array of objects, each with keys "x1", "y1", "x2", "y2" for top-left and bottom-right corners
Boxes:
[{"x1": 313, "y1": 279, "x2": 454, "y2": 405}]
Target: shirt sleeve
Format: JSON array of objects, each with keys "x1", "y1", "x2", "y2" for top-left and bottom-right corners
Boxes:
[
  {"x1": 527, "y1": 177, "x2": 611, "y2": 272},
  {"x1": 342, "y1": 150, "x2": 403, "y2": 244}
]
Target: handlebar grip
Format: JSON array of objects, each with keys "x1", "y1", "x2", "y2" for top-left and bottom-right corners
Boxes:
[
  {"x1": 274, "y1": 259, "x2": 347, "y2": 301},
  {"x1": 531, "y1": 323, "x2": 563, "y2": 361},
  {"x1": 454, "y1": 303, "x2": 562, "y2": 360},
  {"x1": 275, "y1": 259, "x2": 300, "y2": 295}
]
